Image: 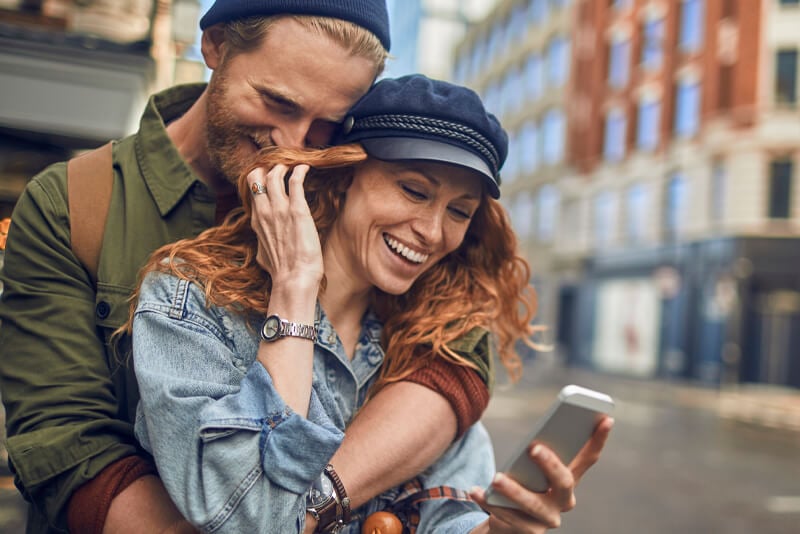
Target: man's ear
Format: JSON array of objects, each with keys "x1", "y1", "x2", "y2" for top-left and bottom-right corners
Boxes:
[{"x1": 201, "y1": 25, "x2": 227, "y2": 70}]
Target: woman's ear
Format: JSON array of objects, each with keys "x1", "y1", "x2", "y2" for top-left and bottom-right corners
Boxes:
[{"x1": 201, "y1": 25, "x2": 227, "y2": 71}]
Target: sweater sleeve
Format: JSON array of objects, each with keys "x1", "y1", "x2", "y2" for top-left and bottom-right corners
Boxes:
[{"x1": 403, "y1": 328, "x2": 495, "y2": 438}]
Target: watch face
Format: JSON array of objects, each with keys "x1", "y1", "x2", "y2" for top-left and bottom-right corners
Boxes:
[
  {"x1": 262, "y1": 315, "x2": 281, "y2": 341},
  {"x1": 307, "y1": 472, "x2": 334, "y2": 508}
]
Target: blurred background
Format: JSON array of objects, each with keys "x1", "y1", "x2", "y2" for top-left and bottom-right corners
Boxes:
[{"x1": 0, "y1": 0, "x2": 799, "y2": 532}]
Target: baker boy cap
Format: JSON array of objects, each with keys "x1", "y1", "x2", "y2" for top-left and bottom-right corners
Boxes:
[
  {"x1": 337, "y1": 74, "x2": 508, "y2": 199},
  {"x1": 200, "y1": 0, "x2": 391, "y2": 51}
]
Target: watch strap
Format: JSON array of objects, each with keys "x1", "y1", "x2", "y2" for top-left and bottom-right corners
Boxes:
[
  {"x1": 280, "y1": 320, "x2": 318, "y2": 342},
  {"x1": 312, "y1": 464, "x2": 351, "y2": 533},
  {"x1": 324, "y1": 464, "x2": 351, "y2": 524}
]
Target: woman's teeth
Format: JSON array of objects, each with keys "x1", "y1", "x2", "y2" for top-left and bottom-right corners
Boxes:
[{"x1": 384, "y1": 236, "x2": 429, "y2": 264}]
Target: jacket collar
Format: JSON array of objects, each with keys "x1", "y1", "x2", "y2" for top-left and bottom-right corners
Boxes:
[{"x1": 135, "y1": 83, "x2": 207, "y2": 217}]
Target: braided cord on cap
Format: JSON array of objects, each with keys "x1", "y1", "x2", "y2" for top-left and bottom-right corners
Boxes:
[{"x1": 352, "y1": 114, "x2": 500, "y2": 176}]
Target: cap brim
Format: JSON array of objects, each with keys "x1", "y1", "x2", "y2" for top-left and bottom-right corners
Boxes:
[{"x1": 360, "y1": 137, "x2": 500, "y2": 198}]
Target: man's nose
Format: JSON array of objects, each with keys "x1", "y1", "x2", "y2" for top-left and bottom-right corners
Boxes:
[{"x1": 270, "y1": 120, "x2": 313, "y2": 149}]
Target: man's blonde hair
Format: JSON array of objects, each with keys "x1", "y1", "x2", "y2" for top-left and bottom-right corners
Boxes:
[{"x1": 223, "y1": 15, "x2": 388, "y2": 77}]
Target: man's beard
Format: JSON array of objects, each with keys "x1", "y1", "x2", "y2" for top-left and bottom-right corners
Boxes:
[{"x1": 206, "y1": 71, "x2": 272, "y2": 185}]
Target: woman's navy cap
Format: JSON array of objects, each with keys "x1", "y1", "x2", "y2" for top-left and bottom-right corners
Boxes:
[
  {"x1": 199, "y1": 0, "x2": 391, "y2": 51},
  {"x1": 337, "y1": 74, "x2": 507, "y2": 198}
]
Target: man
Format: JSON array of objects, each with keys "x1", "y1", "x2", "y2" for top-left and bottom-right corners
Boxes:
[{"x1": 0, "y1": 1, "x2": 611, "y2": 533}]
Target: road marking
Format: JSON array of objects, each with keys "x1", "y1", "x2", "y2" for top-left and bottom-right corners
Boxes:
[{"x1": 765, "y1": 496, "x2": 800, "y2": 514}]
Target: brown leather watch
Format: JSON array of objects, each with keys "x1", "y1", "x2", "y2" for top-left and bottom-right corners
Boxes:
[{"x1": 306, "y1": 464, "x2": 351, "y2": 533}]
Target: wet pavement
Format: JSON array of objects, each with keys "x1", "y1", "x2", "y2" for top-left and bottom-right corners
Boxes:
[{"x1": 484, "y1": 359, "x2": 800, "y2": 534}]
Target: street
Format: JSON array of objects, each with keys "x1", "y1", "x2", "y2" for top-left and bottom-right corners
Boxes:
[
  {"x1": 1, "y1": 361, "x2": 798, "y2": 533},
  {"x1": 484, "y1": 360, "x2": 800, "y2": 534}
]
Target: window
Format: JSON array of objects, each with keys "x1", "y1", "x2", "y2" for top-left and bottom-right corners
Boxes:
[
  {"x1": 484, "y1": 82, "x2": 502, "y2": 117},
  {"x1": 504, "y1": 131, "x2": 519, "y2": 183},
  {"x1": 641, "y1": 17, "x2": 664, "y2": 70},
  {"x1": 593, "y1": 191, "x2": 617, "y2": 247},
  {"x1": 664, "y1": 173, "x2": 688, "y2": 240},
  {"x1": 511, "y1": 191, "x2": 536, "y2": 238},
  {"x1": 529, "y1": 0, "x2": 549, "y2": 25},
  {"x1": 718, "y1": 64, "x2": 733, "y2": 110},
  {"x1": 710, "y1": 159, "x2": 725, "y2": 223},
  {"x1": 524, "y1": 54, "x2": 545, "y2": 100},
  {"x1": 537, "y1": 184, "x2": 560, "y2": 242},
  {"x1": 519, "y1": 121, "x2": 540, "y2": 172},
  {"x1": 542, "y1": 109, "x2": 566, "y2": 164},
  {"x1": 626, "y1": 183, "x2": 648, "y2": 244},
  {"x1": 674, "y1": 79, "x2": 701, "y2": 137},
  {"x1": 487, "y1": 24, "x2": 503, "y2": 62},
  {"x1": 547, "y1": 36, "x2": 571, "y2": 88},
  {"x1": 769, "y1": 159, "x2": 793, "y2": 219},
  {"x1": 608, "y1": 38, "x2": 631, "y2": 88},
  {"x1": 775, "y1": 49, "x2": 798, "y2": 105},
  {"x1": 636, "y1": 98, "x2": 661, "y2": 151},
  {"x1": 603, "y1": 108, "x2": 627, "y2": 162},
  {"x1": 679, "y1": 0, "x2": 705, "y2": 52}
]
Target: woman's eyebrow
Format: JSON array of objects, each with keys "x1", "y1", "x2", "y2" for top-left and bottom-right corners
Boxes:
[{"x1": 402, "y1": 165, "x2": 480, "y2": 201}]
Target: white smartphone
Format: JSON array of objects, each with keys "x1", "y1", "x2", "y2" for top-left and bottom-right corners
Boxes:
[{"x1": 485, "y1": 384, "x2": 614, "y2": 509}]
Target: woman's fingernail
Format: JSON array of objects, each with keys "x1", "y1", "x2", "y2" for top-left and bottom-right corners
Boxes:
[
  {"x1": 493, "y1": 472, "x2": 505, "y2": 485},
  {"x1": 531, "y1": 444, "x2": 543, "y2": 458}
]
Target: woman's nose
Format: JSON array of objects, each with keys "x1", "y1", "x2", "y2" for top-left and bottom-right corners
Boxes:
[{"x1": 411, "y1": 209, "x2": 444, "y2": 247}]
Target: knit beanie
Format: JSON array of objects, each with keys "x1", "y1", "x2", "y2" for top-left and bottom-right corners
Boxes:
[{"x1": 199, "y1": 0, "x2": 391, "y2": 51}]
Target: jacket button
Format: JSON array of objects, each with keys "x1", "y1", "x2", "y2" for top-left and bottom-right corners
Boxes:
[{"x1": 96, "y1": 301, "x2": 111, "y2": 319}]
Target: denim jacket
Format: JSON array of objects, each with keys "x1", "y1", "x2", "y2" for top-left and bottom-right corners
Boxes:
[{"x1": 133, "y1": 270, "x2": 495, "y2": 533}]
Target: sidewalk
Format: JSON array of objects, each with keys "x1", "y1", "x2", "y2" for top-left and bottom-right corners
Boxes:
[{"x1": 507, "y1": 356, "x2": 800, "y2": 434}]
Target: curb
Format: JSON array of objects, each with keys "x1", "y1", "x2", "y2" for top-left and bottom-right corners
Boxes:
[{"x1": 717, "y1": 388, "x2": 800, "y2": 432}]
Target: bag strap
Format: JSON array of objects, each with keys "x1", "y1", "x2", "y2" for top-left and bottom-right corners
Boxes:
[{"x1": 67, "y1": 142, "x2": 114, "y2": 287}]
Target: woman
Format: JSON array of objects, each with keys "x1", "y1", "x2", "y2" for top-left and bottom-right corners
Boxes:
[{"x1": 127, "y1": 75, "x2": 608, "y2": 533}]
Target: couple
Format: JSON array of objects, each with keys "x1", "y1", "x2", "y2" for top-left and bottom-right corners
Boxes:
[{"x1": 0, "y1": 1, "x2": 611, "y2": 532}]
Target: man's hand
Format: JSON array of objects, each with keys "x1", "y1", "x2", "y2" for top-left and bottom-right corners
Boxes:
[{"x1": 103, "y1": 476, "x2": 198, "y2": 534}]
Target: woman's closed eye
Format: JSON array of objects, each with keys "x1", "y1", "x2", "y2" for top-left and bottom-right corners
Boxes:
[
  {"x1": 402, "y1": 184, "x2": 428, "y2": 200},
  {"x1": 448, "y1": 206, "x2": 472, "y2": 220}
]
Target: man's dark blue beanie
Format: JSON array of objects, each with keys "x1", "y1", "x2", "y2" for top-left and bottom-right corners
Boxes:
[{"x1": 199, "y1": 0, "x2": 391, "y2": 51}]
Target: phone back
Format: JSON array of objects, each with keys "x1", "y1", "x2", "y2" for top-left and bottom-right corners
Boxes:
[{"x1": 487, "y1": 385, "x2": 614, "y2": 508}]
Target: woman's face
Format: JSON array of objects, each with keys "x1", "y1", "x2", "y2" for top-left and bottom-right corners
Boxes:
[{"x1": 327, "y1": 158, "x2": 483, "y2": 296}]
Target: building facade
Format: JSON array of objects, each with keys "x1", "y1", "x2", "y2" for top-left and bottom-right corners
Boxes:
[
  {"x1": 0, "y1": 0, "x2": 205, "y2": 219},
  {"x1": 454, "y1": 0, "x2": 800, "y2": 388},
  {"x1": 453, "y1": 0, "x2": 578, "y2": 359},
  {"x1": 387, "y1": 0, "x2": 501, "y2": 79}
]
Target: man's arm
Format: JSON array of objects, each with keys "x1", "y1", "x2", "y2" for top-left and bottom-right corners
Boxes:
[{"x1": 0, "y1": 170, "x2": 140, "y2": 529}]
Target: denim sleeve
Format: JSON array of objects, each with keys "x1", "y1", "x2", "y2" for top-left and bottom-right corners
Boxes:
[
  {"x1": 414, "y1": 423, "x2": 494, "y2": 533},
  {"x1": 132, "y1": 272, "x2": 343, "y2": 533}
]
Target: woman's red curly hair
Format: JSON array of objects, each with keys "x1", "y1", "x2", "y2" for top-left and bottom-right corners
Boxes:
[{"x1": 124, "y1": 145, "x2": 540, "y2": 388}]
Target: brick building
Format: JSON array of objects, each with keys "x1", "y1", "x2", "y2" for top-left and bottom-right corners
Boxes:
[{"x1": 453, "y1": 0, "x2": 800, "y2": 388}]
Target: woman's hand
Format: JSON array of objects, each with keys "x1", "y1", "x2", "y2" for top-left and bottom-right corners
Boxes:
[
  {"x1": 246, "y1": 164, "x2": 323, "y2": 290},
  {"x1": 468, "y1": 415, "x2": 614, "y2": 533}
]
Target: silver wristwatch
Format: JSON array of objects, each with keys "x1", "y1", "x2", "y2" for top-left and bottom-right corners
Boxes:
[{"x1": 260, "y1": 314, "x2": 318, "y2": 343}]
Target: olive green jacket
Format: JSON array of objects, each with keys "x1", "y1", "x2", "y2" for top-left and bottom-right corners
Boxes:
[
  {"x1": 0, "y1": 84, "x2": 494, "y2": 533},
  {"x1": 0, "y1": 83, "x2": 216, "y2": 532}
]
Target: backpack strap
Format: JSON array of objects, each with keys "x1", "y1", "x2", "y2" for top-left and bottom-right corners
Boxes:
[{"x1": 67, "y1": 142, "x2": 114, "y2": 287}]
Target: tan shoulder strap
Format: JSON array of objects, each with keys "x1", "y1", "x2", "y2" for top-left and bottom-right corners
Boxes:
[{"x1": 67, "y1": 142, "x2": 114, "y2": 286}]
